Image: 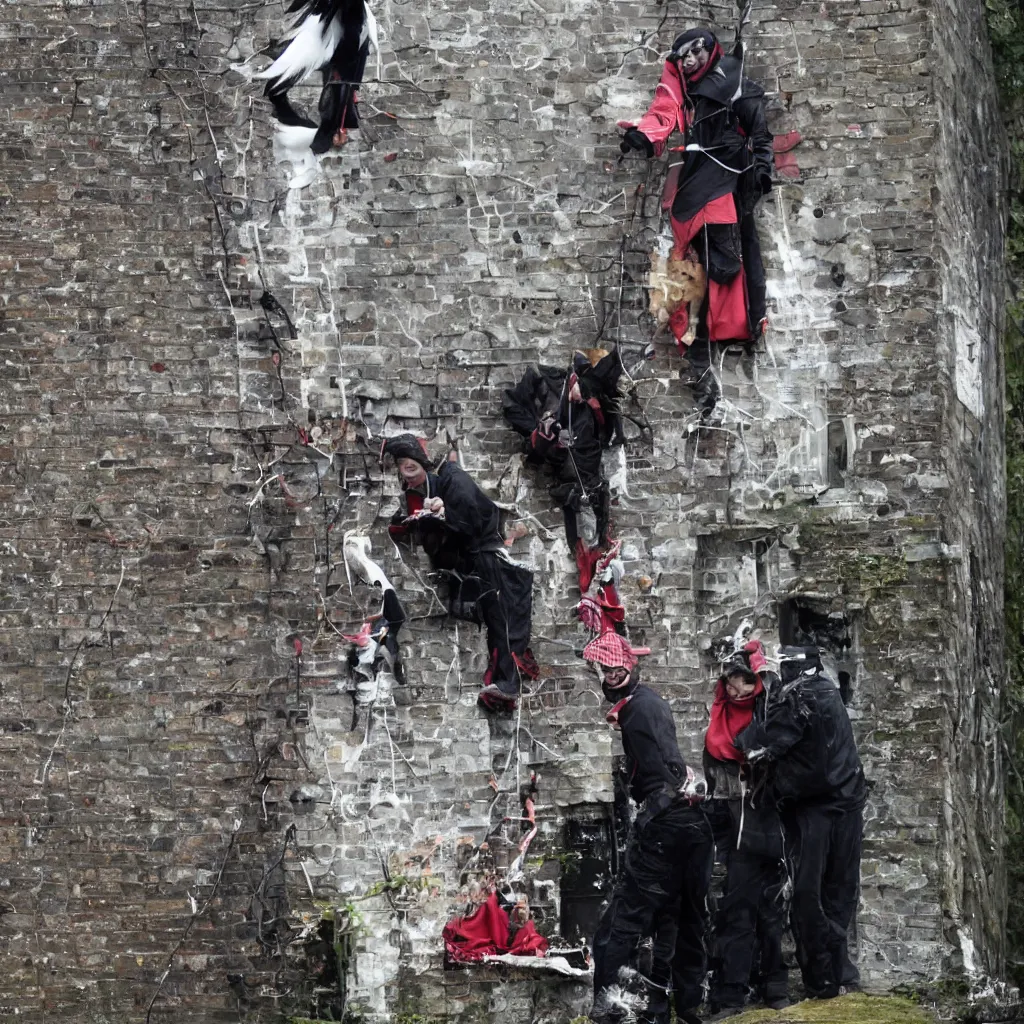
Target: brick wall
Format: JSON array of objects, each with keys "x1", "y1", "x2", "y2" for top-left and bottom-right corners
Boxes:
[{"x1": 0, "y1": 0, "x2": 1006, "y2": 1019}]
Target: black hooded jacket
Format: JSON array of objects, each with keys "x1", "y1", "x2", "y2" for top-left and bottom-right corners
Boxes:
[
  {"x1": 616, "y1": 684, "x2": 689, "y2": 809},
  {"x1": 671, "y1": 54, "x2": 773, "y2": 222},
  {"x1": 735, "y1": 670, "x2": 865, "y2": 809},
  {"x1": 392, "y1": 460, "x2": 503, "y2": 571},
  {"x1": 502, "y1": 351, "x2": 622, "y2": 494}
]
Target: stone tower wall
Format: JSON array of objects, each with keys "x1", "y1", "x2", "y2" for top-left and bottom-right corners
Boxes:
[{"x1": 0, "y1": 0, "x2": 1006, "y2": 1019}]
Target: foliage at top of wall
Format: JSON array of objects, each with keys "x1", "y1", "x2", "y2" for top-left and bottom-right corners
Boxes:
[
  {"x1": 987, "y1": 0, "x2": 1024, "y2": 278},
  {"x1": 985, "y1": 0, "x2": 1024, "y2": 988}
]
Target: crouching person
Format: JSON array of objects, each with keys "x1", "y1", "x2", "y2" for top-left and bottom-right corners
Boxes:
[
  {"x1": 382, "y1": 435, "x2": 538, "y2": 711},
  {"x1": 703, "y1": 640, "x2": 789, "y2": 1018},
  {"x1": 735, "y1": 646, "x2": 866, "y2": 1000},
  {"x1": 585, "y1": 632, "x2": 714, "y2": 1024}
]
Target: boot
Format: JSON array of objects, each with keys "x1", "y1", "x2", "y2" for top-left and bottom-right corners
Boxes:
[{"x1": 681, "y1": 337, "x2": 719, "y2": 418}]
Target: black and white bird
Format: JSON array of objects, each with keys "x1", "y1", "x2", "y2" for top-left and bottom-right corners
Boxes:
[{"x1": 256, "y1": 0, "x2": 378, "y2": 154}]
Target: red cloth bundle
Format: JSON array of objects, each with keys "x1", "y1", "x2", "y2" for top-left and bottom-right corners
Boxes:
[{"x1": 442, "y1": 892, "x2": 548, "y2": 963}]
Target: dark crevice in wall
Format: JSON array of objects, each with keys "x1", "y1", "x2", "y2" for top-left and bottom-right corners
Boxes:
[
  {"x1": 827, "y1": 418, "x2": 849, "y2": 488},
  {"x1": 560, "y1": 811, "x2": 618, "y2": 947},
  {"x1": 779, "y1": 598, "x2": 855, "y2": 704}
]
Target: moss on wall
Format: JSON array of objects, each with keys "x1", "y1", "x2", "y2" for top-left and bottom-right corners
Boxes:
[
  {"x1": 720, "y1": 993, "x2": 935, "y2": 1024},
  {"x1": 987, "y1": 0, "x2": 1024, "y2": 989}
]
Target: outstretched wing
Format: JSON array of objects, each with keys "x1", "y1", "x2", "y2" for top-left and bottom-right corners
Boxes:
[
  {"x1": 255, "y1": 12, "x2": 343, "y2": 93},
  {"x1": 256, "y1": 0, "x2": 364, "y2": 95}
]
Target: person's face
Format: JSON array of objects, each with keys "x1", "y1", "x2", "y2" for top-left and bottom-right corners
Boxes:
[
  {"x1": 602, "y1": 665, "x2": 630, "y2": 688},
  {"x1": 724, "y1": 672, "x2": 757, "y2": 701},
  {"x1": 679, "y1": 38, "x2": 710, "y2": 76},
  {"x1": 396, "y1": 457, "x2": 427, "y2": 487}
]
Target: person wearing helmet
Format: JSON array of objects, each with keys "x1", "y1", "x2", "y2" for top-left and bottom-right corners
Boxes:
[
  {"x1": 702, "y1": 640, "x2": 789, "y2": 1018},
  {"x1": 584, "y1": 632, "x2": 713, "y2": 1024},
  {"x1": 734, "y1": 646, "x2": 866, "y2": 1000},
  {"x1": 382, "y1": 435, "x2": 538, "y2": 712},
  {"x1": 619, "y1": 27, "x2": 773, "y2": 410}
]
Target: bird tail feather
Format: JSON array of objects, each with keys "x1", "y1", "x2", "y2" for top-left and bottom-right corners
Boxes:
[{"x1": 255, "y1": 14, "x2": 343, "y2": 89}]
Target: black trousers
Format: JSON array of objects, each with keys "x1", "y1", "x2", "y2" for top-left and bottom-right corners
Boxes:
[
  {"x1": 693, "y1": 210, "x2": 768, "y2": 340},
  {"x1": 711, "y1": 848, "x2": 788, "y2": 1007},
  {"x1": 739, "y1": 211, "x2": 767, "y2": 330},
  {"x1": 783, "y1": 802, "x2": 863, "y2": 997},
  {"x1": 474, "y1": 552, "x2": 534, "y2": 695},
  {"x1": 592, "y1": 804, "x2": 714, "y2": 1020},
  {"x1": 550, "y1": 445, "x2": 608, "y2": 552}
]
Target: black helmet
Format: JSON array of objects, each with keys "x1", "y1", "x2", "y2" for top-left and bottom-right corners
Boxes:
[
  {"x1": 669, "y1": 28, "x2": 718, "y2": 61},
  {"x1": 778, "y1": 645, "x2": 823, "y2": 683},
  {"x1": 720, "y1": 649, "x2": 757, "y2": 684}
]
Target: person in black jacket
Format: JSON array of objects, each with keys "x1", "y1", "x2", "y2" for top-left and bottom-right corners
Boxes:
[
  {"x1": 584, "y1": 631, "x2": 713, "y2": 1024},
  {"x1": 619, "y1": 27, "x2": 773, "y2": 413},
  {"x1": 502, "y1": 349, "x2": 623, "y2": 568},
  {"x1": 703, "y1": 641, "x2": 789, "y2": 1017},
  {"x1": 382, "y1": 435, "x2": 537, "y2": 711},
  {"x1": 735, "y1": 646, "x2": 866, "y2": 1000}
]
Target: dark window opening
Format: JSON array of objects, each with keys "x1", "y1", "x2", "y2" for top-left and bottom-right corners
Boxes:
[
  {"x1": 780, "y1": 598, "x2": 856, "y2": 704},
  {"x1": 827, "y1": 419, "x2": 849, "y2": 488},
  {"x1": 754, "y1": 539, "x2": 771, "y2": 594},
  {"x1": 779, "y1": 599, "x2": 850, "y2": 652},
  {"x1": 838, "y1": 670, "x2": 853, "y2": 705},
  {"x1": 560, "y1": 779, "x2": 629, "y2": 947}
]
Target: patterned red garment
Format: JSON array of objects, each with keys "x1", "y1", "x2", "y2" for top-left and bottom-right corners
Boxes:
[
  {"x1": 577, "y1": 584, "x2": 625, "y2": 634},
  {"x1": 582, "y1": 631, "x2": 650, "y2": 670}
]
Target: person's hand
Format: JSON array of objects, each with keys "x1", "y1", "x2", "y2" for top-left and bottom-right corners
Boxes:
[
  {"x1": 619, "y1": 128, "x2": 654, "y2": 158},
  {"x1": 538, "y1": 413, "x2": 557, "y2": 439},
  {"x1": 757, "y1": 168, "x2": 773, "y2": 195},
  {"x1": 424, "y1": 497, "x2": 445, "y2": 515},
  {"x1": 681, "y1": 766, "x2": 708, "y2": 802}
]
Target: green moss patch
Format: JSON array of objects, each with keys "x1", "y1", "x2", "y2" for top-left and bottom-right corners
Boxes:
[{"x1": 716, "y1": 993, "x2": 935, "y2": 1024}]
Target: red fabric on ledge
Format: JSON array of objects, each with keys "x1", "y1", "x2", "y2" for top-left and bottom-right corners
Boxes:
[{"x1": 442, "y1": 892, "x2": 548, "y2": 963}]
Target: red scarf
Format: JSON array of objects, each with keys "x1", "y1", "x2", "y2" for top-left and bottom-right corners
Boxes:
[{"x1": 704, "y1": 677, "x2": 763, "y2": 763}]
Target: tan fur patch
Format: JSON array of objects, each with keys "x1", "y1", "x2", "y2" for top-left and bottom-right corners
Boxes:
[
  {"x1": 648, "y1": 253, "x2": 706, "y2": 345},
  {"x1": 577, "y1": 347, "x2": 610, "y2": 367}
]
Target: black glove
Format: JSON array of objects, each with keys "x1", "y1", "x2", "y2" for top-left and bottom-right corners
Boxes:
[
  {"x1": 756, "y1": 167, "x2": 773, "y2": 195},
  {"x1": 619, "y1": 128, "x2": 654, "y2": 158}
]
